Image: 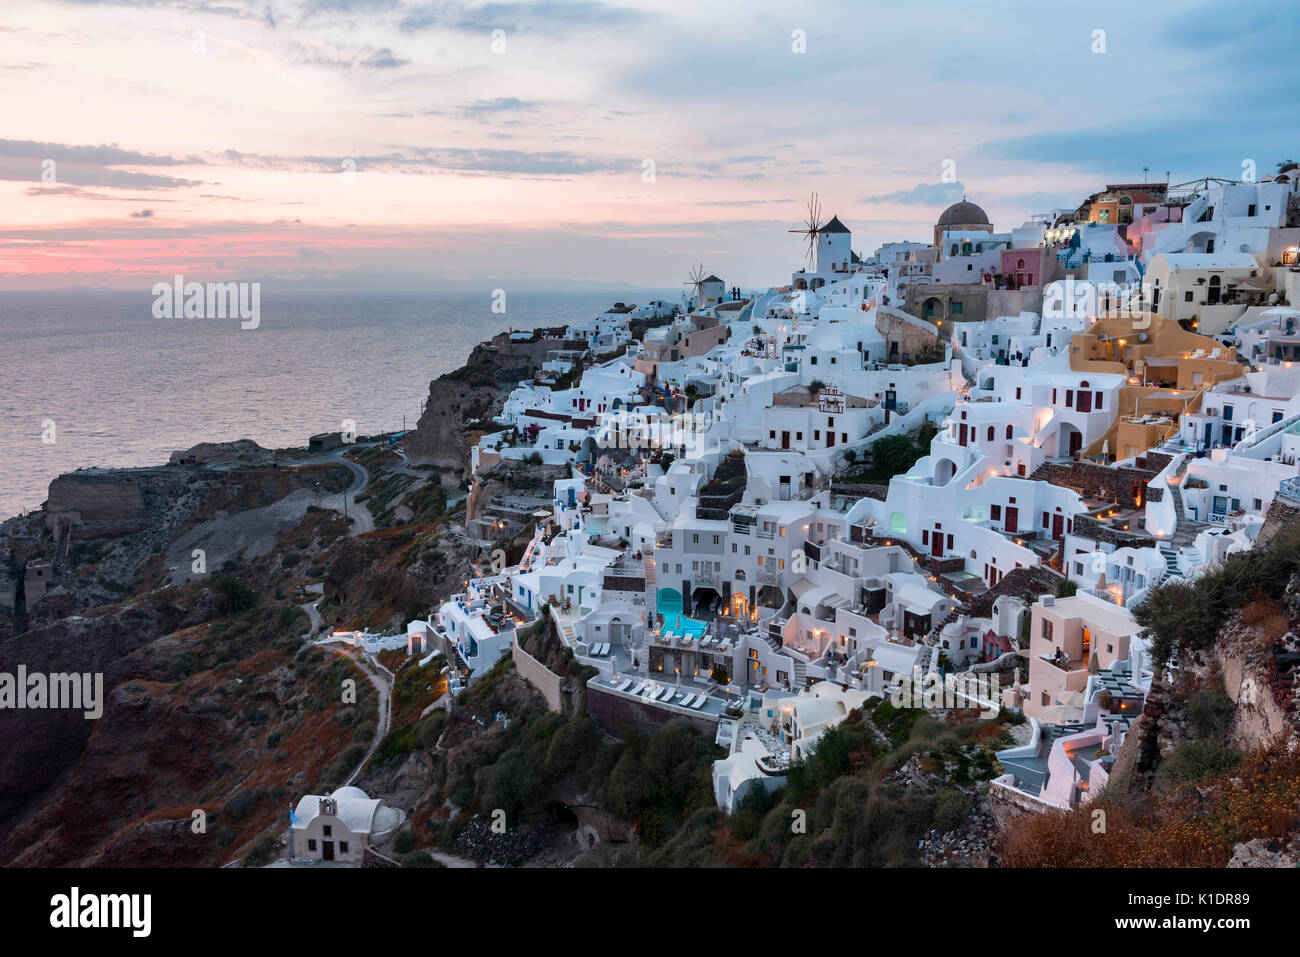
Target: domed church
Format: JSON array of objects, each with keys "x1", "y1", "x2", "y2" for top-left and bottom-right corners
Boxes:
[{"x1": 933, "y1": 198, "x2": 993, "y2": 248}]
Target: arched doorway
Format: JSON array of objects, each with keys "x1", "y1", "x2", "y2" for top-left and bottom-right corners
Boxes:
[{"x1": 1057, "y1": 423, "x2": 1083, "y2": 459}]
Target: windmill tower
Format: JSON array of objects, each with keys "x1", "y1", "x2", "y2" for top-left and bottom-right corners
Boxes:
[{"x1": 683, "y1": 263, "x2": 707, "y2": 311}]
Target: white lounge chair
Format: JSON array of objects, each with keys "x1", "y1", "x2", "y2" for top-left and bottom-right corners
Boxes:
[
  {"x1": 617, "y1": 678, "x2": 632, "y2": 692},
  {"x1": 659, "y1": 687, "x2": 674, "y2": 701},
  {"x1": 691, "y1": 695, "x2": 707, "y2": 710},
  {"x1": 629, "y1": 681, "x2": 645, "y2": 695}
]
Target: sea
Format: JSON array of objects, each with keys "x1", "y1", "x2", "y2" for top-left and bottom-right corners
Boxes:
[{"x1": 0, "y1": 287, "x2": 675, "y2": 520}]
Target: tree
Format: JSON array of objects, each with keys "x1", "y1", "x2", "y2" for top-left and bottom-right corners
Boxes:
[
  {"x1": 808, "y1": 379, "x2": 826, "y2": 396},
  {"x1": 870, "y1": 434, "x2": 923, "y2": 477},
  {"x1": 212, "y1": 575, "x2": 256, "y2": 615}
]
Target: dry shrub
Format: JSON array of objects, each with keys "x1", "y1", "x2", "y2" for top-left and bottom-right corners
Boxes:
[
  {"x1": 1000, "y1": 738, "x2": 1300, "y2": 867},
  {"x1": 1241, "y1": 598, "x2": 1289, "y2": 637}
]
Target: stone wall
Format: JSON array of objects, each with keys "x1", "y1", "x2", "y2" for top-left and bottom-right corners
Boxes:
[
  {"x1": 45, "y1": 474, "x2": 146, "y2": 522},
  {"x1": 512, "y1": 637, "x2": 566, "y2": 713},
  {"x1": 585, "y1": 684, "x2": 717, "y2": 738},
  {"x1": 1030, "y1": 459, "x2": 1159, "y2": 509}
]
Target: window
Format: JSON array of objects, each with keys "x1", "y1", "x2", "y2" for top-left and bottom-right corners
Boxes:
[
  {"x1": 339, "y1": 841, "x2": 349, "y2": 854},
  {"x1": 712, "y1": 534, "x2": 720, "y2": 545},
  {"x1": 308, "y1": 839, "x2": 317, "y2": 852},
  {"x1": 1042, "y1": 619, "x2": 1053, "y2": 641},
  {"x1": 1006, "y1": 425, "x2": 1013, "y2": 439},
  {"x1": 692, "y1": 533, "x2": 699, "y2": 544},
  {"x1": 731, "y1": 543, "x2": 737, "y2": 553},
  {"x1": 1185, "y1": 291, "x2": 1194, "y2": 302},
  {"x1": 323, "y1": 825, "x2": 332, "y2": 837},
  {"x1": 991, "y1": 504, "x2": 1002, "y2": 520},
  {"x1": 951, "y1": 301, "x2": 964, "y2": 315}
]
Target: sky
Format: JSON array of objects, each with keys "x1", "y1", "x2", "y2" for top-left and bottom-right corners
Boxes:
[{"x1": 1, "y1": 0, "x2": 1296, "y2": 291}]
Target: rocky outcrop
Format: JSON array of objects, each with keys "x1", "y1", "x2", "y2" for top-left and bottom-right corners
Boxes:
[{"x1": 169, "y1": 439, "x2": 274, "y2": 467}]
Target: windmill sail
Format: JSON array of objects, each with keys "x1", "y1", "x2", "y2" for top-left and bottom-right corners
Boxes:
[{"x1": 788, "y1": 192, "x2": 824, "y2": 268}]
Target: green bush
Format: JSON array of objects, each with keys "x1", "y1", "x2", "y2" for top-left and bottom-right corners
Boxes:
[
  {"x1": 1157, "y1": 741, "x2": 1242, "y2": 789},
  {"x1": 241, "y1": 836, "x2": 279, "y2": 868},
  {"x1": 392, "y1": 830, "x2": 414, "y2": 854},
  {"x1": 400, "y1": 850, "x2": 441, "y2": 868}
]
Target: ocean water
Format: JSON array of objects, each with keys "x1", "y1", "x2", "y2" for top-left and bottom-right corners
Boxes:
[{"x1": 1, "y1": 288, "x2": 673, "y2": 520}]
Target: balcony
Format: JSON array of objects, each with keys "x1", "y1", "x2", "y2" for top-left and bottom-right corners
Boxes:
[{"x1": 757, "y1": 565, "x2": 781, "y2": 586}]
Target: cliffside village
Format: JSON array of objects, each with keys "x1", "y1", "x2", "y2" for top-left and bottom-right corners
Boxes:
[{"x1": 380, "y1": 172, "x2": 1300, "y2": 825}]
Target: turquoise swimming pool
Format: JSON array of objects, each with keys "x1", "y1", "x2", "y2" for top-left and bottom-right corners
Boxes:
[{"x1": 656, "y1": 588, "x2": 708, "y2": 638}]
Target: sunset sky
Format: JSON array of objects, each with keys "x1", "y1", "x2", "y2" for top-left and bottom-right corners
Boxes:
[{"x1": 2, "y1": 0, "x2": 1296, "y2": 290}]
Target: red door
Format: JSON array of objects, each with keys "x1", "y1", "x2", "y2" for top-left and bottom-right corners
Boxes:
[
  {"x1": 1052, "y1": 514, "x2": 1064, "y2": 540},
  {"x1": 1005, "y1": 507, "x2": 1018, "y2": 534},
  {"x1": 1069, "y1": 430, "x2": 1082, "y2": 458},
  {"x1": 931, "y1": 526, "x2": 944, "y2": 557},
  {"x1": 781, "y1": 431, "x2": 790, "y2": 449},
  {"x1": 1077, "y1": 390, "x2": 1092, "y2": 413}
]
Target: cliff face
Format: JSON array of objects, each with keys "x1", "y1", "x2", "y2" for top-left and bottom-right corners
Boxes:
[
  {"x1": 404, "y1": 375, "x2": 502, "y2": 473},
  {"x1": 405, "y1": 333, "x2": 587, "y2": 474}
]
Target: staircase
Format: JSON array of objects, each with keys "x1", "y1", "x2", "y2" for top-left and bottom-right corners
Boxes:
[
  {"x1": 518, "y1": 532, "x2": 540, "y2": 572},
  {"x1": 792, "y1": 658, "x2": 807, "y2": 688},
  {"x1": 642, "y1": 554, "x2": 658, "y2": 612},
  {"x1": 925, "y1": 609, "x2": 960, "y2": 645},
  {"x1": 1157, "y1": 472, "x2": 1209, "y2": 580}
]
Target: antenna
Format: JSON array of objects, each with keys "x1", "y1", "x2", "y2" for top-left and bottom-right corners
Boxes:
[{"x1": 788, "y1": 192, "x2": 824, "y2": 268}]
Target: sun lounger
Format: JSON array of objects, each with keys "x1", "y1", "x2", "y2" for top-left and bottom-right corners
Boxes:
[
  {"x1": 690, "y1": 695, "x2": 707, "y2": 710},
  {"x1": 659, "y1": 687, "x2": 674, "y2": 701},
  {"x1": 616, "y1": 678, "x2": 632, "y2": 692},
  {"x1": 629, "y1": 681, "x2": 645, "y2": 695}
]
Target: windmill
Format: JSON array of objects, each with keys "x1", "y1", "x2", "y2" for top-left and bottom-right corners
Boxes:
[
  {"x1": 788, "y1": 192, "x2": 824, "y2": 269},
  {"x1": 683, "y1": 263, "x2": 707, "y2": 310}
]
